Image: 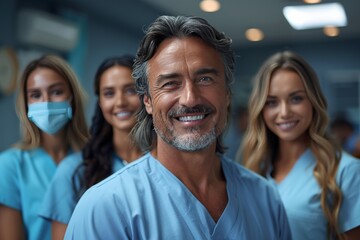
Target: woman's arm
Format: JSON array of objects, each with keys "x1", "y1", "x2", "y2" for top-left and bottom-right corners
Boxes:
[
  {"x1": 0, "y1": 205, "x2": 26, "y2": 240},
  {"x1": 52, "y1": 221, "x2": 67, "y2": 240}
]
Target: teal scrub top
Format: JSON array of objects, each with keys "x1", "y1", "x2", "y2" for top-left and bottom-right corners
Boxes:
[
  {"x1": 65, "y1": 153, "x2": 292, "y2": 239},
  {"x1": 40, "y1": 151, "x2": 126, "y2": 224},
  {"x1": 0, "y1": 147, "x2": 73, "y2": 240},
  {"x1": 268, "y1": 149, "x2": 360, "y2": 240}
]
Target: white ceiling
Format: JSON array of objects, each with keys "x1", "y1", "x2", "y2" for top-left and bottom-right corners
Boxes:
[{"x1": 140, "y1": 0, "x2": 360, "y2": 48}]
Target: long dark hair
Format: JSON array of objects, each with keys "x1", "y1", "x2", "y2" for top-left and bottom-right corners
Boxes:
[{"x1": 72, "y1": 55, "x2": 135, "y2": 199}]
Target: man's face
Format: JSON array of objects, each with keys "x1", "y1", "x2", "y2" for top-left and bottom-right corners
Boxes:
[{"x1": 144, "y1": 36, "x2": 230, "y2": 152}]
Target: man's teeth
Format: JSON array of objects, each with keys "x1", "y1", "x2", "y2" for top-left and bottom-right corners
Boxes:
[{"x1": 179, "y1": 115, "x2": 205, "y2": 122}]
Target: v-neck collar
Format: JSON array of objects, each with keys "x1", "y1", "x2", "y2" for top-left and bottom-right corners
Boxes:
[
  {"x1": 267, "y1": 148, "x2": 315, "y2": 187},
  {"x1": 148, "y1": 154, "x2": 238, "y2": 237}
]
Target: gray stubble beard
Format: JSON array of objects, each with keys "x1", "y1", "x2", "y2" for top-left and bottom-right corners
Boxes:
[{"x1": 154, "y1": 125, "x2": 217, "y2": 152}]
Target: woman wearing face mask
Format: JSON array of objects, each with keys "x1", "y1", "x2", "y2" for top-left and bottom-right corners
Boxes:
[
  {"x1": 40, "y1": 55, "x2": 143, "y2": 240},
  {"x1": 0, "y1": 55, "x2": 89, "y2": 240},
  {"x1": 238, "y1": 51, "x2": 360, "y2": 240}
]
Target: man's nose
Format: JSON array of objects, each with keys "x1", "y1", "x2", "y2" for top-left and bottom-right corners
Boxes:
[{"x1": 179, "y1": 81, "x2": 200, "y2": 107}]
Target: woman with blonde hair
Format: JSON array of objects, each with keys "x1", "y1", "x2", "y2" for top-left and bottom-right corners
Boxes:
[
  {"x1": 238, "y1": 51, "x2": 360, "y2": 240},
  {"x1": 0, "y1": 55, "x2": 89, "y2": 240}
]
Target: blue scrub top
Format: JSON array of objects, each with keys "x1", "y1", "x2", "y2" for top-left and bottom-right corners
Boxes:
[
  {"x1": 268, "y1": 149, "x2": 360, "y2": 240},
  {"x1": 65, "y1": 153, "x2": 292, "y2": 240},
  {"x1": 40, "y1": 151, "x2": 126, "y2": 224},
  {"x1": 0, "y1": 147, "x2": 73, "y2": 240}
]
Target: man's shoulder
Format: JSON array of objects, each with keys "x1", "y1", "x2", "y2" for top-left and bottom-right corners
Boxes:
[
  {"x1": 74, "y1": 153, "x2": 154, "y2": 208},
  {"x1": 222, "y1": 156, "x2": 265, "y2": 181},
  {"x1": 89, "y1": 153, "x2": 153, "y2": 189},
  {"x1": 222, "y1": 157, "x2": 278, "y2": 197}
]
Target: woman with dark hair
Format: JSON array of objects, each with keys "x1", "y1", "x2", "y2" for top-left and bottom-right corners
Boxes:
[
  {"x1": 238, "y1": 51, "x2": 360, "y2": 240},
  {"x1": 0, "y1": 55, "x2": 89, "y2": 240},
  {"x1": 40, "y1": 55, "x2": 143, "y2": 240}
]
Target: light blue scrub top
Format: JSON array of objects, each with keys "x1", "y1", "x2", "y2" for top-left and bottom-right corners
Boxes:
[
  {"x1": 65, "y1": 153, "x2": 292, "y2": 240},
  {"x1": 267, "y1": 149, "x2": 360, "y2": 240},
  {"x1": 0, "y1": 147, "x2": 73, "y2": 240},
  {"x1": 39, "y1": 151, "x2": 126, "y2": 224}
]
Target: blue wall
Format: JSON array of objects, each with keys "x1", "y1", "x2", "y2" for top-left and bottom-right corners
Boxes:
[
  {"x1": 0, "y1": 0, "x2": 20, "y2": 151},
  {"x1": 0, "y1": 0, "x2": 153, "y2": 151},
  {"x1": 232, "y1": 39, "x2": 360, "y2": 115}
]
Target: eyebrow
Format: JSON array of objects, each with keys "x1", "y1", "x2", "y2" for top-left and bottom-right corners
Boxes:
[
  {"x1": 155, "y1": 73, "x2": 181, "y2": 86},
  {"x1": 289, "y1": 90, "x2": 305, "y2": 96},
  {"x1": 100, "y1": 86, "x2": 114, "y2": 91},
  {"x1": 194, "y1": 67, "x2": 220, "y2": 76},
  {"x1": 155, "y1": 67, "x2": 220, "y2": 85},
  {"x1": 26, "y1": 82, "x2": 66, "y2": 93},
  {"x1": 267, "y1": 89, "x2": 305, "y2": 98},
  {"x1": 101, "y1": 82, "x2": 135, "y2": 89},
  {"x1": 49, "y1": 82, "x2": 66, "y2": 89}
]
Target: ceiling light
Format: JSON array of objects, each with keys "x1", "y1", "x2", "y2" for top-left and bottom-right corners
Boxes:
[
  {"x1": 323, "y1": 26, "x2": 339, "y2": 37},
  {"x1": 303, "y1": 0, "x2": 321, "y2": 4},
  {"x1": 245, "y1": 28, "x2": 264, "y2": 42},
  {"x1": 283, "y1": 3, "x2": 347, "y2": 30},
  {"x1": 200, "y1": 0, "x2": 221, "y2": 13}
]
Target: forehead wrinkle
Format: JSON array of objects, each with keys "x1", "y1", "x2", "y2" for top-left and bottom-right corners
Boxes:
[
  {"x1": 149, "y1": 39, "x2": 190, "y2": 85},
  {"x1": 194, "y1": 67, "x2": 220, "y2": 76},
  {"x1": 149, "y1": 37, "x2": 224, "y2": 90},
  {"x1": 182, "y1": 39, "x2": 224, "y2": 80}
]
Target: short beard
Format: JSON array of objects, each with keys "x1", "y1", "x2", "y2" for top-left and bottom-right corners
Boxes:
[{"x1": 154, "y1": 125, "x2": 217, "y2": 152}]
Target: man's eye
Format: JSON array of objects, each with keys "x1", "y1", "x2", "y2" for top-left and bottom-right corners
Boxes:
[
  {"x1": 162, "y1": 81, "x2": 180, "y2": 89},
  {"x1": 198, "y1": 76, "x2": 213, "y2": 85}
]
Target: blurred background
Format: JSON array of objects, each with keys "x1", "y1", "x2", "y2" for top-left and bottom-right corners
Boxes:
[{"x1": 0, "y1": 0, "x2": 359, "y2": 154}]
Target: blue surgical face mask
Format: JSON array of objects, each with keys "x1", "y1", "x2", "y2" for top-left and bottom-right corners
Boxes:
[{"x1": 27, "y1": 101, "x2": 73, "y2": 135}]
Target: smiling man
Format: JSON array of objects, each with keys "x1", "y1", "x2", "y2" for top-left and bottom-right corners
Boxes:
[
  {"x1": 146, "y1": 36, "x2": 229, "y2": 155},
  {"x1": 65, "y1": 15, "x2": 292, "y2": 240}
]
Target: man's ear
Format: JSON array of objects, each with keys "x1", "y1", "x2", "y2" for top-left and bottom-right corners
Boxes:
[
  {"x1": 143, "y1": 95, "x2": 152, "y2": 114},
  {"x1": 226, "y1": 90, "x2": 231, "y2": 108}
]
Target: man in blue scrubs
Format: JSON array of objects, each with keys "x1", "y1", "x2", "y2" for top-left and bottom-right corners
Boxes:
[{"x1": 65, "y1": 15, "x2": 292, "y2": 239}]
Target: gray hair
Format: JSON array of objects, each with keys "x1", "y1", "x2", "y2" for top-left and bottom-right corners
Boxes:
[{"x1": 131, "y1": 15, "x2": 235, "y2": 152}]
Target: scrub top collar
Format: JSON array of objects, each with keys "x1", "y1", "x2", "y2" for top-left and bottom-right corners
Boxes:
[{"x1": 148, "y1": 153, "x2": 240, "y2": 238}]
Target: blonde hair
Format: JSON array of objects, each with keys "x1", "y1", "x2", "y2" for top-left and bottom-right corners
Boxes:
[
  {"x1": 15, "y1": 55, "x2": 89, "y2": 151},
  {"x1": 239, "y1": 51, "x2": 344, "y2": 240}
]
